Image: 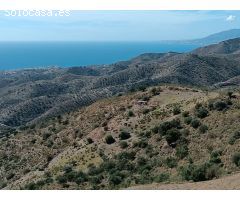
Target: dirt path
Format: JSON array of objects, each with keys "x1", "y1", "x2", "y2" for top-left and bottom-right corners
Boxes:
[{"x1": 128, "y1": 173, "x2": 240, "y2": 190}]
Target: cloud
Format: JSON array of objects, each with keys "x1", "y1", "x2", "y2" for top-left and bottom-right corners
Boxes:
[{"x1": 226, "y1": 15, "x2": 236, "y2": 22}]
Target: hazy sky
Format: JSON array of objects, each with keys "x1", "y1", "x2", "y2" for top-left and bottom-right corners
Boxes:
[{"x1": 0, "y1": 10, "x2": 239, "y2": 41}]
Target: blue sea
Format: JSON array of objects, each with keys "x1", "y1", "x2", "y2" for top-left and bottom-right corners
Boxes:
[{"x1": 0, "y1": 42, "x2": 199, "y2": 70}]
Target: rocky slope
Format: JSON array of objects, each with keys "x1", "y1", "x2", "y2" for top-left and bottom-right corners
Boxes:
[{"x1": 0, "y1": 85, "x2": 240, "y2": 189}]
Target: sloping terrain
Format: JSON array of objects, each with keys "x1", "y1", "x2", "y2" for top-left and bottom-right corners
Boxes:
[
  {"x1": 192, "y1": 38, "x2": 240, "y2": 56},
  {"x1": 0, "y1": 85, "x2": 240, "y2": 189},
  {"x1": 129, "y1": 172, "x2": 240, "y2": 190},
  {"x1": 189, "y1": 29, "x2": 240, "y2": 46},
  {"x1": 2, "y1": 38, "x2": 240, "y2": 130}
]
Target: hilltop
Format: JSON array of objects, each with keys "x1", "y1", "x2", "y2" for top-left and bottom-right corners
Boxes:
[{"x1": 190, "y1": 29, "x2": 240, "y2": 45}]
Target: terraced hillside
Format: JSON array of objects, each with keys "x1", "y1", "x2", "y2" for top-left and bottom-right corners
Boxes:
[
  {"x1": 1, "y1": 85, "x2": 240, "y2": 189},
  {"x1": 2, "y1": 38, "x2": 240, "y2": 130}
]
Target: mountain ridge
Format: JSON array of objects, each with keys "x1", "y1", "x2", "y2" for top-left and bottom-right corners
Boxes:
[{"x1": 1, "y1": 37, "x2": 240, "y2": 130}]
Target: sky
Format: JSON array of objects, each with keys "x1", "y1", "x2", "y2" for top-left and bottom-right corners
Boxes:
[{"x1": 0, "y1": 10, "x2": 239, "y2": 41}]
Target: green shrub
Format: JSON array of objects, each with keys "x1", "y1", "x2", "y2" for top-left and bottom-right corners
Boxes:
[
  {"x1": 119, "y1": 131, "x2": 131, "y2": 140},
  {"x1": 128, "y1": 110, "x2": 134, "y2": 117},
  {"x1": 56, "y1": 175, "x2": 67, "y2": 184},
  {"x1": 119, "y1": 141, "x2": 128, "y2": 149},
  {"x1": 135, "y1": 139, "x2": 148, "y2": 148},
  {"x1": 142, "y1": 108, "x2": 150, "y2": 114},
  {"x1": 159, "y1": 119, "x2": 181, "y2": 136},
  {"x1": 65, "y1": 171, "x2": 78, "y2": 182},
  {"x1": 109, "y1": 172, "x2": 124, "y2": 185},
  {"x1": 154, "y1": 173, "x2": 170, "y2": 183},
  {"x1": 165, "y1": 157, "x2": 178, "y2": 168},
  {"x1": 25, "y1": 182, "x2": 39, "y2": 190},
  {"x1": 184, "y1": 116, "x2": 192, "y2": 125},
  {"x1": 214, "y1": 101, "x2": 227, "y2": 111},
  {"x1": 142, "y1": 95, "x2": 150, "y2": 101},
  {"x1": 228, "y1": 131, "x2": 240, "y2": 145},
  {"x1": 151, "y1": 87, "x2": 160, "y2": 96},
  {"x1": 208, "y1": 101, "x2": 214, "y2": 110},
  {"x1": 87, "y1": 137, "x2": 94, "y2": 144},
  {"x1": 117, "y1": 151, "x2": 136, "y2": 161},
  {"x1": 226, "y1": 99, "x2": 233, "y2": 105},
  {"x1": 165, "y1": 129, "x2": 181, "y2": 145},
  {"x1": 232, "y1": 152, "x2": 240, "y2": 167},
  {"x1": 179, "y1": 163, "x2": 221, "y2": 182},
  {"x1": 190, "y1": 118, "x2": 201, "y2": 129},
  {"x1": 195, "y1": 107, "x2": 208, "y2": 119},
  {"x1": 210, "y1": 151, "x2": 222, "y2": 164},
  {"x1": 205, "y1": 164, "x2": 221, "y2": 180},
  {"x1": 151, "y1": 126, "x2": 159, "y2": 134},
  {"x1": 42, "y1": 132, "x2": 51, "y2": 140},
  {"x1": 137, "y1": 157, "x2": 147, "y2": 166},
  {"x1": 63, "y1": 165, "x2": 73, "y2": 173},
  {"x1": 176, "y1": 144, "x2": 189, "y2": 159},
  {"x1": 173, "y1": 106, "x2": 181, "y2": 115},
  {"x1": 105, "y1": 135, "x2": 116, "y2": 144},
  {"x1": 182, "y1": 111, "x2": 189, "y2": 117},
  {"x1": 195, "y1": 103, "x2": 203, "y2": 110},
  {"x1": 89, "y1": 175, "x2": 103, "y2": 185},
  {"x1": 179, "y1": 164, "x2": 194, "y2": 181},
  {"x1": 199, "y1": 125, "x2": 208, "y2": 134},
  {"x1": 75, "y1": 172, "x2": 88, "y2": 185},
  {"x1": 6, "y1": 173, "x2": 15, "y2": 180},
  {"x1": 144, "y1": 131, "x2": 152, "y2": 138},
  {"x1": 87, "y1": 165, "x2": 103, "y2": 176},
  {"x1": 181, "y1": 129, "x2": 190, "y2": 136},
  {"x1": 227, "y1": 91, "x2": 233, "y2": 99}
]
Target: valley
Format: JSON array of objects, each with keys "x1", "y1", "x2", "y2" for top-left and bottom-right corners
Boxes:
[{"x1": 1, "y1": 37, "x2": 240, "y2": 190}]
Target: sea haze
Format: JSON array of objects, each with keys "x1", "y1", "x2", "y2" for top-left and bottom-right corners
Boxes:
[{"x1": 0, "y1": 42, "x2": 199, "y2": 70}]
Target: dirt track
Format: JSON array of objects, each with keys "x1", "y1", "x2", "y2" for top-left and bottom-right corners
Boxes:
[{"x1": 128, "y1": 173, "x2": 240, "y2": 190}]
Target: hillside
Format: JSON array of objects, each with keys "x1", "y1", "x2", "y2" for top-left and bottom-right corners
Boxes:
[
  {"x1": 192, "y1": 38, "x2": 240, "y2": 55},
  {"x1": 2, "y1": 38, "x2": 240, "y2": 130},
  {"x1": 129, "y1": 173, "x2": 240, "y2": 189},
  {"x1": 1, "y1": 85, "x2": 240, "y2": 189},
  {"x1": 190, "y1": 29, "x2": 240, "y2": 45}
]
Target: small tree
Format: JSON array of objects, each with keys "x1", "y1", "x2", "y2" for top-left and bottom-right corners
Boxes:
[
  {"x1": 105, "y1": 135, "x2": 116, "y2": 144},
  {"x1": 190, "y1": 118, "x2": 201, "y2": 129},
  {"x1": 109, "y1": 174, "x2": 122, "y2": 185},
  {"x1": 227, "y1": 91, "x2": 233, "y2": 99},
  {"x1": 214, "y1": 101, "x2": 227, "y2": 111},
  {"x1": 199, "y1": 124, "x2": 208, "y2": 134},
  {"x1": 176, "y1": 144, "x2": 189, "y2": 159},
  {"x1": 119, "y1": 141, "x2": 128, "y2": 149},
  {"x1": 229, "y1": 131, "x2": 240, "y2": 145},
  {"x1": 165, "y1": 129, "x2": 181, "y2": 145},
  {"x1": 128, "y1": 110, "x2": 134, "y2": 117},
  {"x1": 182, "y1": 111, "x2": 189, "y2": 117},
  {"x1": 165, "y1": 157, "x2": 177, "y2": 168},
  {"x1": 119, "y1": 131, "x2": 131, "y2": 140},
  {"x1": 232, "y1": 152, "x2": 240, "y2": 167},
  {"x1": 87, "y1": 137, "x2": 94, "y2": 144},
  {"x1": 195, "y1": 107, "x2": 208, "y2": 119},
  {"x1": 173, "y1": 106, "x2": 181, "y2": 115},
  {"x1": 154, "y1": 173, "x2": 170, "y2": 183},
  {"x1": 184, "y1": 116, "x2": 192, "y2": 125}
]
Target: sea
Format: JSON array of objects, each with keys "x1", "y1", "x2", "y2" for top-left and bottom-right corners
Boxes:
[{"x1": 0, "y1": 42, "x2": 199, "y2": 70}]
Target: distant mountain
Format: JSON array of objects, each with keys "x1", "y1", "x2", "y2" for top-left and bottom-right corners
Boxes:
[
  {"x1": 190, "y1": 29, "x2": 240, "y2": 45},
  {"x1": 192, "y1": 37, "x2": 240, "y2": 55},
  {"x1": 1, "y1": 37, "x2": 240, "y2": 129}
]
